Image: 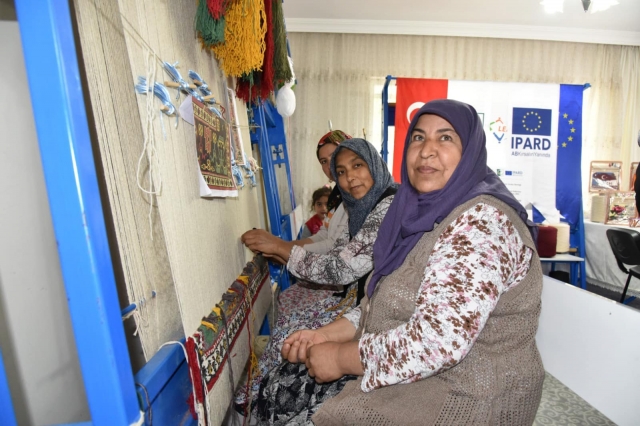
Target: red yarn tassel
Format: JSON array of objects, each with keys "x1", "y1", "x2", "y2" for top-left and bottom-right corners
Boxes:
[
  {"x1": 260, "y1": 0, "x2": 275, "y2": 97},
  {"x1": 207, "y1": 0, "x2": 225, "y2": 19},
  {"x1": 185, "y1": 337, "x2": 205, "y2": 414}
]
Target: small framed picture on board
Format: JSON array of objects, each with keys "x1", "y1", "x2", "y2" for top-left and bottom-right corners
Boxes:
[
  {"x1": 605, "y1": 192, "x2": 636, "y2": 226},
  {"x1": 630, "y1": 162, "x2": 639, "y2": 191},
  {"x1": 589, "y1": 161, "x2": 622, "y2": 192}
]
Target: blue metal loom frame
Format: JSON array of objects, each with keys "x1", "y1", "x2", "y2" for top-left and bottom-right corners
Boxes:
[
  {"x1": 8, "y1": 0, "x2": 302, "y2": 422},
  {"x1": 14, "y1": 0, "x2": 140, "y2": 424},
  {"x1": 0, "y1": 349, "x2": 18, "y2": 426},
  {"x1": 250, "y1": 102, "x2": 296, "y2": 288}
]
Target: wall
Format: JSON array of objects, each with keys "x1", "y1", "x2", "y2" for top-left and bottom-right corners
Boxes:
[
  {"x1": 0, "y1": 21, "x2": 89, "y2": 425},
  {"x1": 70, "y1": 1, "x2": 272, "y2": 421},
  {"x1": 285, "y1": 32, "x2": 640, "y2": 214}
]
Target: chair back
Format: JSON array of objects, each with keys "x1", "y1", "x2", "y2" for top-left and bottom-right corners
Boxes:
[{"x1": 605, "y1": 228, "x2": 640, "y2": 273}]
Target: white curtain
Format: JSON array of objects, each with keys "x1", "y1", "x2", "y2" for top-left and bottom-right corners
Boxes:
[{"x1": 287, "y1": 32, "x2": 640, "y2": 216}]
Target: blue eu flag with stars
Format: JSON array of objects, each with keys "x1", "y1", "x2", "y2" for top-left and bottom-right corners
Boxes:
[
  {"x1": 556, "y1": 84, "x2": 585, "y2": 248},
  {"x1": 512, "y1": 108, "x2": 552, "y2": 136}
]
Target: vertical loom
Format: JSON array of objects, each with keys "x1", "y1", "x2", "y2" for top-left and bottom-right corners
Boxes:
[
  {"x1": 9, "y1": 0, "x2": 287, "y2": 425},
  {"x1": 250, "y1": 101, "x2": 298, "y2": 298}
]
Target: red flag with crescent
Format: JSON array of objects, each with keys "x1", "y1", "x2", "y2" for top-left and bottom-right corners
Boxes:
[{"x1": 393, "y1": 78, "x2": 448, "y2": 181}]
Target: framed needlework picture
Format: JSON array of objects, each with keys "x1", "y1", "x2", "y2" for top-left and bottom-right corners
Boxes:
[
  {"x1": 630, "y1": 162, "x2": 639, "y2": 191},
  {"x1": 605, "y1": 192, "x2": 636, "y2": 226},
  {"x1": 589, "y1": 161, "x2": 622, "y2": 192}
]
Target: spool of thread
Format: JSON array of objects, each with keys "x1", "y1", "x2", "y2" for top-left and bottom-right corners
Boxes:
[
  {"x1": 550, "y1": 223, "x2": 571, "y2": 253},
  {"x1": 591, "y1": 194, "x2": 608, "y2": 223}
]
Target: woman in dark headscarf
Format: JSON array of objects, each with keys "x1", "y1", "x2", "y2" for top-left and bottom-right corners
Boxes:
[
  {"x1": 255, "y1": 99, "x2": 543, "y2": 426},
  {"x1": 236, "y1": 138, "x2": 397, "y2": 418}
]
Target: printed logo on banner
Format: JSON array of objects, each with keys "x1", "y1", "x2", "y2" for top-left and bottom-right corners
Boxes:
[
  {"x1": 511, "y1": 107, "x2": 552, "y2": 151},
  {"x1": 489, "y1": 117, "x2": 507, "y2": 143}
]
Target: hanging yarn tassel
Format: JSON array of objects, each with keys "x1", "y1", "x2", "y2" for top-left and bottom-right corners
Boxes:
[
  {"x1": 234, "y1": 0, "x2": 274, "y2": 104},
  {"x1": 212, "y1": 0, "x2": 266, "y2": 77},
  {"x1": 271, "y1": 0, "x2": 292, "y2": 85},
  {"x1": 188, "y1": 70, "x2": 212, "y2": 97},
  {"x1": 162, "y1": 340, "x2": 207, "y2": 426},
  {"x1": 243, "y1": 154, "x2": 259, "y2": 188},
  {"x1": 235, "y1": 72, "x2": 255, "y2": 104},
  {"x1": 162, "y1": 61, "x2": 204, "y2": 102},
  {"x1": 232, "y1": 160, "x2": 244, "y2": 189},
  {"x1": 135, "y1": 77, "x2": 176, "y2": 116},
  {"x1": 187, "y1": 70, "x2": 225, "y2": 119},
  {"x1": 207, "y1": 0, "x2": 226, "y2": 19},
  {"x1": 196, "y1": 0, "x2": 226, "y2": 48},
  {"x1": 259, "y1": 0, "x2": 275, "y2": 99}
]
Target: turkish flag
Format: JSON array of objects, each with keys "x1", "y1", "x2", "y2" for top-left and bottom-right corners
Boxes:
[{"x1": 393, "y1": 78, "x2": 448, "y2": 181}]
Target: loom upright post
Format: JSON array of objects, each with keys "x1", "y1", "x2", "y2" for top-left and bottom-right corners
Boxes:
[
  {"x1": 14, "y1": 0, "x2": 140, "y2": 424},
  {"x1": 0, "y1": 349, "x2": 17, "y2": 426}
]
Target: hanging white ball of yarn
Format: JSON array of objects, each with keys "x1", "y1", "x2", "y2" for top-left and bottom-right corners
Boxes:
[{"x1": 276, "y1": 82, "x2": 296, "y2": 117}]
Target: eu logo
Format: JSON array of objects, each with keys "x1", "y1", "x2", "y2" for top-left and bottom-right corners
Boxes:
[{"x1": 512, "y1": 108, "x2": 552, "y2": 136}]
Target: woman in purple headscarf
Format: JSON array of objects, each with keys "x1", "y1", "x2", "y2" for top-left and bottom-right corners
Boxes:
[{"x1": 254, "y1": 99, "x2": 544, "y2": 426}]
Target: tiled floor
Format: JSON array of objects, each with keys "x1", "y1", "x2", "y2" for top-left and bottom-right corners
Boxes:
[
  {"x1": 586, "y1": 282, "x2": 640, "y2": 310},
  {"x1": 534, "y1": 372, "x2": 615, "y2": 425}
]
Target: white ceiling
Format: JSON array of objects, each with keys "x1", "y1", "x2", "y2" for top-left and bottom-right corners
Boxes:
[{"x1": 283, "y1": 0, "x2": 640, "y2": 45}]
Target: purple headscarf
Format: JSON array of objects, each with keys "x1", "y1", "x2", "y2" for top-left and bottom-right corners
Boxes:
[{"x1": 367, "y1": 99, "x2": 538, "y2": 298}]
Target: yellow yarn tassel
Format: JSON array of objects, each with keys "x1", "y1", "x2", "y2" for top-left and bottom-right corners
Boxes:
[{"x1": 212, "y1": 0, "x2": 266, "y2": 77}]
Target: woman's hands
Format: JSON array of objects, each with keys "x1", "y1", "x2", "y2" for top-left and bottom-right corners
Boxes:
[
  {"x1": 241, "y1": 229, "x2": 294, "y2": 263},
  {"x1": 282, "y1": 320, "x2": 364, "y2": 383},
  {"x1": 306, "y1": 342, "x2": 356, "y2": 383},
  {"x1": 281, "y1": 329, "x2": 329, "y2": 363}
]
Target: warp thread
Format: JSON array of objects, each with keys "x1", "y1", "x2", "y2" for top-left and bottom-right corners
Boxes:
[{"x1": 129, "y1": 52, "x2": 166, "y2": 332}]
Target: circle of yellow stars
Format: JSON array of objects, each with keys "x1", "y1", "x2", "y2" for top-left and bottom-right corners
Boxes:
[
  {"x1": 560, "y1": 112, "x2": 576, "y2": 148},
  {"x1": 522, "y1": 111, "x2": 543, "y2": 133}
]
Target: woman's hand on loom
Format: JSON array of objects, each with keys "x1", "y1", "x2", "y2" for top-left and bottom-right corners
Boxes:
[
  {"x1": 241, "y1": 229, "x2": 293, "y2": 262},
  {"x1": 281, "y1": 329, "x2": 328, "y2": 363}
]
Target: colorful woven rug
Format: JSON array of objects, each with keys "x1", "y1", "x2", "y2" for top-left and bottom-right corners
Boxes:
[{"x1": 185, "y1": 255, "x2": 269, "y2": 423}]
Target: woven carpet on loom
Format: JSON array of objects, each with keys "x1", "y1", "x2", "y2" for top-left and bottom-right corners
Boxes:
[{"x1": 186, "y1": 255, "x2": 271, "y2": 426}]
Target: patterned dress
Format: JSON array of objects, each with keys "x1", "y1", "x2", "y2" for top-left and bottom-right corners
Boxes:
[
  {"x1": 234, "y1": 196, "x2": 394, "y2": 416},
  {"x1": 254, "y1": 202, "x2": 534, "y2": 425}
]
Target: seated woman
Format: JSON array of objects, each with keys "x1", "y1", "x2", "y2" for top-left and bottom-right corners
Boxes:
[
  {"x1": 242, "y1": 131, "x2": 352, "y2": 314},
  {"x1": 255, "y1": 99, "x2": 544, "y2": 425},
  {"x1": 236, "y1": 138, "x2": 397, "y2": 416}
]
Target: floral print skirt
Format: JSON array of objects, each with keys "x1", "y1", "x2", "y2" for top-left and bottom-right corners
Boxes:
[
  {"x1": 254, "y1": 361, "x2": 356, "y2": 425},
  {"x1": 234, "y1": 285, "x2": 357, "y2": 418}
]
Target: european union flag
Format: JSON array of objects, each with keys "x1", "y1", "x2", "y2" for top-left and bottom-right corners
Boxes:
[
  {"x1": 512, "y1": 108, "x2": 552, "y2": 136},
  {"x1": 556, "y1": 84, "x2": 584, "y2": 246}
]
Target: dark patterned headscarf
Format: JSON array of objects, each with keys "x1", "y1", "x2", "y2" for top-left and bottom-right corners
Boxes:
[
  {"x1": 330, "y1": 138, "x2": 396, "y2": 237},
  {"x1": 316, "y1": 130, "x2": 352, "y2": 211},
  {"x1": 368, "y1": 99, "x2": 537, "y2": 297},
  {"x1": 316, "y1": 130, "x2": 351, "y2": 159}
]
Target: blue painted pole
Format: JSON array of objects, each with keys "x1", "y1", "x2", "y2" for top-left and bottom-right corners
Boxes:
[
  {"x1": 381, "y1": 75, "x2": 395, "y2": 162},
  {"x1": 0, "y1": 349, "x2": 17, "y2": 426},
  {"x1": 14, "y1": 1, "x2": 140, "y2": 424}
]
